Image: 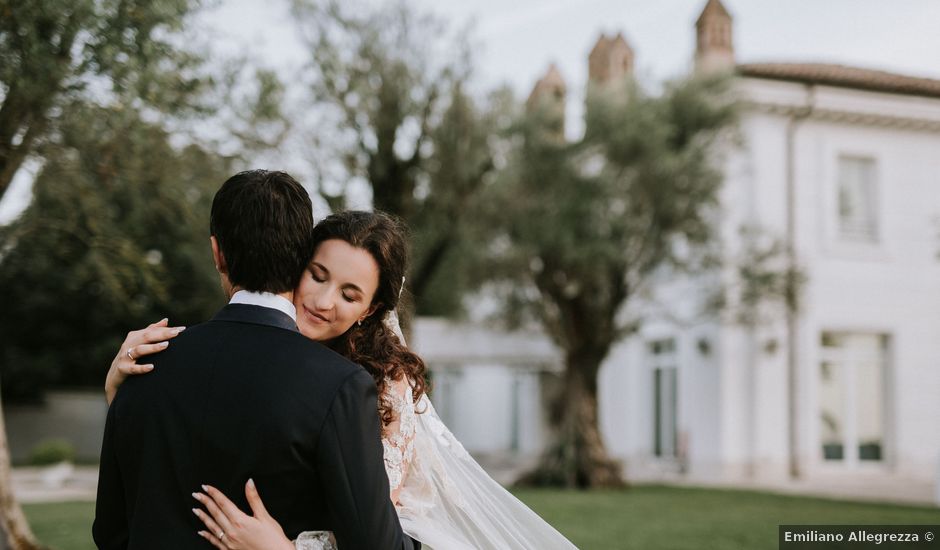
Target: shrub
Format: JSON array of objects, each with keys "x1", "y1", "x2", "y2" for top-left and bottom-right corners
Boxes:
[{"x1": 28, "y1": 439, "x2": 75, "y2": 466}]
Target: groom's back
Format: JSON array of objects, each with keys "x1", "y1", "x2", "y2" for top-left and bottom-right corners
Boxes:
[
  {"x1": 94, "y1": 171, "x2": 406, "y2": 550},
  {"x1": 97, "y1": 306, "x2": 361, "y2": 548}
]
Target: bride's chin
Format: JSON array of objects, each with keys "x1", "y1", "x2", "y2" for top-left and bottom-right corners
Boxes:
[{"x1": 298, "y1": 323, "x2": 323, "y2": 341}]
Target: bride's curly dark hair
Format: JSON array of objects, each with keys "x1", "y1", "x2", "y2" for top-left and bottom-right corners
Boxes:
[{"x1": 313, "y1": 210, "x2": 428, "y2": 427}]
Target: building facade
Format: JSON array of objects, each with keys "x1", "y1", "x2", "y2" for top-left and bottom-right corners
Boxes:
[
  {"x1": 417, "y1": 0, "x2": 940, "y2": 502},
  {"x1": 608, "y1": 61, "x2": 940, "y2": 493}
]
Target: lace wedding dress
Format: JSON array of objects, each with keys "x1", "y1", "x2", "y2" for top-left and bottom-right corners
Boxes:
[{"x1": 295, "y1": 312, "x2": 578, "y2": 550}]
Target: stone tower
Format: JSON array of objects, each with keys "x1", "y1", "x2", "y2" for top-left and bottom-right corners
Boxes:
[
  {"x1": 526, "y1": 63, "x2": 567, "y2": 139},
  {"x1": 694, "y1": 0, "x2": 735, "y2": 74},
  {"x1": 588, "y1": 32, "x2": 634, "y2": 86}
]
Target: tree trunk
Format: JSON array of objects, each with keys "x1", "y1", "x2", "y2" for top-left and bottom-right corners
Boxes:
[
  {"x1": 0, "y1": 394, "x2": 44, "y2": 550},
  {"x1": 519, "y1": 349, "x2": 625, "y2": 489}
]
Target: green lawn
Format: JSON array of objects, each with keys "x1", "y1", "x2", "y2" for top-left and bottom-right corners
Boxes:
[
  {"x1": 24, "y1": 501, "x2": 96, "y2": 550},
  {"x1": 25, "y1": 486, "x2": 940, "y2": 550},
  {"x1": 514, "y1": 486, "x2": 940, "y2": 550}
]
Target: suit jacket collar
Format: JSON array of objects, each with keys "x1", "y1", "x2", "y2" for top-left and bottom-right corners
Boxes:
[{"x1": 210, "y1": 303, "x2": 300, "y2": 333}]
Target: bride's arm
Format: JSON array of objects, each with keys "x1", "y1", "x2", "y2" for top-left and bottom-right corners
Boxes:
[
  {"x1": 104, "y1": 318, "x2": 185, "y2": 404},
  {"x1": 382, "y1": 376, "x2": 418, "y2": 506}
]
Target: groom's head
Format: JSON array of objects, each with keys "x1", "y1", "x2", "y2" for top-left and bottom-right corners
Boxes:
[{"x1": 209, "y1": 170, "x2": 314, "y2": 297}]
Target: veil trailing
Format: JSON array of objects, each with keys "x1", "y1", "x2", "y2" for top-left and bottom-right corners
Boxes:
[{"x1": 383, "y1": 310, "x2": 578, "y2": 550}]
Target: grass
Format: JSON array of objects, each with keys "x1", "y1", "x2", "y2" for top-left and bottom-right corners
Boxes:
[
  {"x1": 513, "y1": 486, "x2": 940, "y2": 550},
  {"x1": 24, "y1": 501, "x2": 95, "y2": 550},
  {"x1": 24, "y1": 486, "x2": 940, "y2": 550}
]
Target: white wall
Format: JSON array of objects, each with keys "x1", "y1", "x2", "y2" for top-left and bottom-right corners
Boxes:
[
  {"x1": 596, "y1": 78, "x2": 940, "y2": 492},
  {"x1": 792, "y1": 111, "x2": 940, "y2": 479},
  {"x1": 722, "y1": 79, "x2": 940, "y2": 482},
  {"x1": 413, "y1": 319, "x2": 559, "y2": 459}
]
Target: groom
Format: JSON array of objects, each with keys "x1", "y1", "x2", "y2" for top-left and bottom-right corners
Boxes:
[{"x1": 94, "y1": 170, "x2": 416, "y2": 549}]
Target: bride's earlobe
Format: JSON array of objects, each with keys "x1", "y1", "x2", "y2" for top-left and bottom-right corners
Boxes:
[{"x1": 357, "y1": 304, "x2": 379, "y2": 327}]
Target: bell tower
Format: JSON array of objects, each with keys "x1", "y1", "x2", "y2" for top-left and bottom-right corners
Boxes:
[
  {"x1": 526, "y1": 63, "x2": 567, "y2": 140},
  {"x1": 589, "y1": 32, "x2": 634, "y2": 87},
  {"x1": 694, "y1": 0, "x2": 735, "y2": 74}
]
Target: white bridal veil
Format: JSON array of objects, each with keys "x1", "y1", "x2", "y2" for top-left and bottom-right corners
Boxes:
[{"x1": 385, "y1": 310, "x2": 578, "y2": 550}]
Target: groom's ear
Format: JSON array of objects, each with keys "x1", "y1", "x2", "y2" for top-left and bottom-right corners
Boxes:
[{"x1": 210, "y1": 236, "x2": 227, "y2": 274}]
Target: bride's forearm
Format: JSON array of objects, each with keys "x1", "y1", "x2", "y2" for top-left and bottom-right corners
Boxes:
[
  {"x1": 104, "y1": 319, "x2": 180, "y2": 405},
  {"x1": 104, "y1": 365, "x2": 122, "y2": 405},
  {"x1": 104, "y1": 349, "x2": 133, "y2": 405}
]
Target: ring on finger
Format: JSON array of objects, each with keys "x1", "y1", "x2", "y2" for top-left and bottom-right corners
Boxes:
[
  {"x1": 218, "y1": 531, "x2": 225, "y2": 540},
  {"x1": 126, "y1": 347, "x2": 136, "y2": 361}
]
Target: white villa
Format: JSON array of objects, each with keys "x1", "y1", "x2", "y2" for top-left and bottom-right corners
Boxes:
[{"x1": 414, "y1": 0, "x2": 940, "y2": 503}]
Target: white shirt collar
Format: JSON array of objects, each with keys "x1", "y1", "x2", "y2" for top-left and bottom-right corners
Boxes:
[{"x1": 229, "y1": 290, "x2": 296, "y2": 321}]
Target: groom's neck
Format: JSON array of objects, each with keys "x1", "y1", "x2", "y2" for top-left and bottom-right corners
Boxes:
[{"x1": 228, "y1": 286, "x2": 294, "y2": 303}]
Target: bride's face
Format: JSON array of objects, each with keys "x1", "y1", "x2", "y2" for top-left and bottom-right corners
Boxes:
[{"x1": 294, "y1": 239, "x2": 380, "y2": 342}]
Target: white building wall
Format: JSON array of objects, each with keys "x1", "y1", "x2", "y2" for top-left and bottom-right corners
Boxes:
[
  {"x1": 441, "y1": 364, "x2": 515, "y2": 453},
  {"x1": 412, "y1": 318, "x2": 560, "y2": 460},
  {"x1": 791, "y1": 112, "x2": 940, "y2": 480},
  {"x1": 718, "y1": 109, "x2": 792, "y2": 481},
  {"x1": 683, "y1": 323, "x2": 724, "y2": 477},
  {"x1": 597, "y1": 343, "x2": 632, "y2": 457},
  {"x1": 598, "y1": 78, "x2": 940, "y2": 493},
  {"x1": 719, "y1": 79, "x2": 940, "y2": 485},
  {"x1": 599, "y1": 272, "x2": 724, "y2": 480}
]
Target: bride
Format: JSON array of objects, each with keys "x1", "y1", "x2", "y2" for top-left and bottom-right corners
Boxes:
[{"x1": 106, "y1": 210, "x2": 578, "y2": 550}]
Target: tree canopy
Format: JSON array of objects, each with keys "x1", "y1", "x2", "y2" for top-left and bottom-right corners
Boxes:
[
  {"x1": 291, "y1": 0, "x2": 511, "y2": 316},
  {"x1": 487, "y1": 75, "x2": 739, "y2": 487},
  {"x1": 0, "y1": 0, "x2": 212, "y2": 198},
  {"x1": 0, "y1": 0, "x2": 289, "y2": 401},
  {"x1": 0, "y1": 103, "x2": 230, "y2": 401}
]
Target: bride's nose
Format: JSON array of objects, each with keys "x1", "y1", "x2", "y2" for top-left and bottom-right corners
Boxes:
[{"x1": 313, "y1": 289, "x2": 335, "y2": 311}]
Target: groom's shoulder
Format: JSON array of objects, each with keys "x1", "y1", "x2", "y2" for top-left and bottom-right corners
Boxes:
[
  {"x1": 184, "y1": 314, "x2": 360, "y2": 375},
  {"x1": 290, "y1": 337, "x2": 362, "y2": 378}
]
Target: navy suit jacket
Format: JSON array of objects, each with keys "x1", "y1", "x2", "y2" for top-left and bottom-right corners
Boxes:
[{"x1": 94, "y1": 304, "x2": 415, "y2": 550}]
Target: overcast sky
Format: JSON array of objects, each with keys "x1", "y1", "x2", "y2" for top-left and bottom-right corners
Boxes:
[
  {"x1": 194, "y1": 0, "x2": 940, "y2": 147},
  {"x1": 201, "y1": 0, "x2": 940, "y2": 93}
]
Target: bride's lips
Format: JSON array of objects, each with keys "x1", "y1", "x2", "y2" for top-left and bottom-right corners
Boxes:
[{"x1": 302, "y1": 306, "x2": 330, "y2": 325}]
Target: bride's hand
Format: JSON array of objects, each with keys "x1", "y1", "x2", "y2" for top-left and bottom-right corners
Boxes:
[
  {"x1": 105, "y1": 318, "x2": 185, "y2": 404},
  {"x1": 192, "y1": 480, "x2": 294, "y2": 550}
]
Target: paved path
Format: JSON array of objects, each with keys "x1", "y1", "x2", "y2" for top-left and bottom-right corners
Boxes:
[
  {"x1": 13, "y1": 465, "x2": 98, "y2": 503},
  {"x1": 13, "y1": 464, "x2": 939, "y2": 508}
]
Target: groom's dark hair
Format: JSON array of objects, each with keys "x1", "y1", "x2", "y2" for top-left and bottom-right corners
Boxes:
[{"x1": 210, "y1": 170, "x2": 314, "y2": 294}]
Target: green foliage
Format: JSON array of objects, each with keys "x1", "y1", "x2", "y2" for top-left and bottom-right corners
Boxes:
[
  {"x1": 0, "y1": 0, "x2": 287, "y2": 402},
  {"x1": 291, "y1": 0, "x2": 511, "y2": 315},
  {"x1": 491, "y1": 75, "x2": 737, "y2": 350},
  {"x1": 486, "y1": 75, "x2": 738, "y2": 486},
  {"x1": 0, "y1": 0, "x2": 210, "y2": 197},
  {"x1": 0, "y1": 104, "x2": 230, "y2": 401},
  {"x1": 293, "y1": 0, "x2": 454, "y2": 215},
  {"x1": 409, "y1": 85, "x2": 516, "y2": 315},
  {"x1": 27, "y1": 438, "x2": 75, "y2": 466},
  {"x1": 715, "y1": 225, "x2": 805, "y2": 325}
]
